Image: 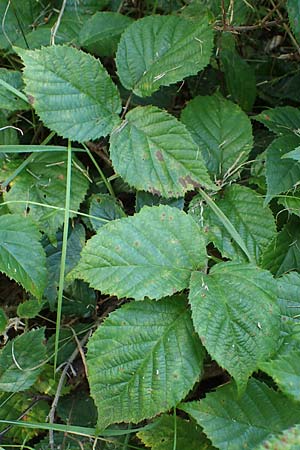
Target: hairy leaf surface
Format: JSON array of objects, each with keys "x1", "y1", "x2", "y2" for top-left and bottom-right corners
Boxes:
[
  {"x1": 189, "y1": 262, "x2": 281, "y2": 392},
  {"x1": 87, "y1": 296, "x2": 205, "y2": 428},
  {"x1": 203, "y1": 185, "x2": 276, "y2": 263},
  {"x1": 110, "y1": 106, "x2": 214, "y2": 198},
  {"x1": 181, "y1": 94, "x2": 253, "y2": 178},
  {"x1": 72, "y1": 205, "x2": 207, "y2": 300},
  {"x1": 17, "y1": 45, "x2": 121, "y2": 141},
  {"x1": 180, "y1": 379, "x2": 300, "y2": 450},
  {"x1": 0, "y1": 214, "x2": 46, "y2": 299},
  {"x1": 116, "y1": 15, "x2": 213, "y2": 97},
  {"x1": 0, "y1": 328, "x2": 46, "y2": 392}
]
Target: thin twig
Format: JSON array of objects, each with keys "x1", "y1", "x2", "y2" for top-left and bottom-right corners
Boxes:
[
  {"x1": 50, "y1": 0, "x2": 68, "y2": 45},
  {"x1": 48, "y1": 331, "x2": 91, "y2": 450},
  {"x1": 270, "y1": 0, "x2": 300, "y2": 54},
  {"x1": 214, "y1": 19, "x2": 282, "y2": 33},
  {"x1": 69, "y1": 326, "x2": 89, "y2": 379}
]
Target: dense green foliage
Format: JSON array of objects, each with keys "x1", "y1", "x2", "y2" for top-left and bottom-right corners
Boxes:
[{"x1": 0, "y1": 0, "x2": 300, "y2": 449}]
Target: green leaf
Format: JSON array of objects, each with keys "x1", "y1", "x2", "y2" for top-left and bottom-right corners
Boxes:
[
  {"x1": 17, "y1": 298, "x2": 45, "y2": 319},
  {"x1": 202, "y1": 185, "x2": 276, "y2": 263},
  {"x1": 0, "y1": 214, "x2": 46, "y2": 299},
  {"x1": 265, "y1": 135, "x2": 300, "y2": 203},
  {"x1": 277, "y1": 272, "x2": 300, "y2": 325},
  {"x1": 0, "y1": 112, "x2": 19, "y2": 145},
  {"x1": 282, "y1": 146, "x2": 300, "y2": 161},
  {"x1": 110, "y1": 106, "x2": 215, "y2": 198},
  {"x1": 3, "y1": 152, "x2": 89, "y2": 239},
  {"x1": 189, "y1": 262, "x2": 281, "y2": 392},
  {"x1": 262, "y1": 221, "x2": 300, "y2": 276},
  {"x1": 57, "y1": 391, "x2": 98, "y2": 428},
  {"x1": 257, "y1": 424, "x2": 300, "y2": 450},
  {"x1": 137, "y1": 414, "x2": 214, "y2": 450},
  {"x1": 79, "y1": 12, "x2": 134, "y2": 56},
  {"x1": 0, "y1": 328, "x2": 46, "y2": 392},
  {"x1": 72, "y1": 205, "x2": 207, "y2": 300},
  {"x1": 116, "y1": 15, "x2": 213, "y2": 97},
  {"x1": 0, "y1": 307, "x2": 7, "y2": 334},
  {"x1": 62, "y1": 280, "x2": 96, "y2": 318},
  {"x1": 255, "y1": 106, "x2": 300, "y2": 136},
  {"x1": 220, "y1": 35, "x2": 256, "y2": 112},
  {"x1": 43, "y1": 224, "x2": 86, "y2": 307},
  {"x1": 181, "y1": 94, "x2": 253, "y2": 179},
  {"x1": 287, "y1": 0, "x2": 300, "y2": 42},
  {"x1": 278, "y1": 191, "x2": 300, "y2": 217},
  {"x1": 135, "y1": 191, "x2": 184, "y2": 212},
  {"x1": 260, "y1": 349, "x2": 300, "y2": 402},
  {"x1": 17, "y1": 45, "x2": 122, "y2": 142},
  {"x1": 0, "y1": 69, "x2": 29, "y2": 111},
  {"x1": 180, "y1": 378, "x2": 300, "y2": 450},
  {"x1": 35, "y1": 433, "x2": 94, "y2": 450},
  {"x1": 89, "y1": 193, "x2": 125, "y2": 231},
  {"x1": 87, "y1": 296, "x2": 205, "y2": 429}
]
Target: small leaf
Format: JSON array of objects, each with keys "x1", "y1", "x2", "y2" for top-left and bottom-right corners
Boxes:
[
  {"x1": 189, "y1": 262, "x2": 281, "y2": 392},
  {"x1": 0, "y1": 111, "x2": 19, "y2": 144},
  {"x1": 287, "y1": 0, "x2": 300, "y2": 42},
  {"x1": 255, "y1": 106, "x2": 300, "y2": 136},
  {"x1": 265, "y1": 135, "x2": 300, "y2": 203},
  {"x1": 110, "y1": 106, "x2": 215, "y2": 198},
  {"x1": 202, "y1": 185, "x2": 276, "y2": 263},
  {"x1": 262, "y1": 221, "x2": 300, "y2": 276},
  {"x1": 17, "y1": 45, "x2": 121, "y2": 142},
  {"x1": 116, "y1": 15, "x2": 213, "y2": 97},
  {"x1": 181, "y1": 94, "x2": 253, "y2": 179},
  {"x1": 137, "y1": 414, "x2": 214, "y2": 450},
  {"x1": 0, "y1": 214, "x2": 46, "y2": 299},
  {"x1": 135, "y1": 191, "x2": 184, "y2": 212},
  {"x1": 0, "y1": 69, "x2": 29, "y2": 111},
  {"x1": 72, "y1": 205, "x2": 207, "y2": 300},
  {"x1": 0, "y1": 328, "x2": 46, "y2": 392},
  {"x1": 180, "y1": 378, "x2": 300, "y2": 450},
  {"x1": 282, "y1": 146, "x2": 300, "y2": 161},
  {"x1": 87, "y1": 296, "x2": 205, "y2": 428},
  {"x1": 0, "y1": 308, "x2": 7, "y2": 334},
  {"x1": 3, "y1": 152, "x2": 89, "y2": 239},
  {"x1": 260, "y1": 349, "x2": 300, "y2": 402},
  {"x1": 79, "y1": 12, "x2": 134, "y2": 56},
  {"x1": 17, "y1": 298, "x2": 45, "y2": 319},
  {"x1": 278, "y1": 191, "x2": 300, "y2": 217},
  {"x1": 89, "y1": 194, "x2": 125, "y2": 231}
]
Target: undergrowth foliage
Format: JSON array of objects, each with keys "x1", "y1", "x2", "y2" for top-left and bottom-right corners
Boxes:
[{"x1": 0, "y1": 0, "x2": 300, "y2": 449}]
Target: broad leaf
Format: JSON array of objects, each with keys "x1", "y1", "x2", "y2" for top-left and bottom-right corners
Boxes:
[
  {"x1": 255, "y1": 106, "x2": 300, "y2": 136},
  {"x1": 72, "y1": 205, "x2": 207, "y2": 300},
  {"x1": 265, "y1": 135, "x2": 300, "y2": 203},
  {"x1": 180, "y1": 378, "x2": 300, "y2": 450},
  {"x1": 116, "y1": 15, "x2": 213, "y2": 97},
  {"x1": 79, "y1": 12, "x2": 133, "y2": 56},
  {"x1": 17, "y1": 45, "x2": 121, "y2": 142},
  {"x1": 0, "y1": 328, "x2": 46, "y2": 392},
  {"x1": 0, "y1": 214, "x2": 46, "y2": 299},
  {"x1": 287, "y1": 0, "x2": 300, "y2": 42},
  {"x1": 189, "y1": 262, "x2": 281, "y2": 392},
  {"x1": 0, "y1": 69, "x2": 29, "y2": 111},
  {"x1": 260, "y1": 349, "x2": 300, "y2": 401},
  {"x1": 205, "y1": 185, "x2": 276, "y2": 262},
  {"x1": 137, "y1": 414, "x2": 214, "y2": 450},
  {"x1": 283, "y1": 146, "x2": 300, "y2": 161},
  {"x1": 257, "y1": 424, "x2": 300, "y2": 450},
  {"x1": 262, "y1": 221, "x2": 300, "y2": 276},
  {"x1": 43, "y1": 224, "x2": 86, "y2": 307},
  {"x1": 181, "y1": 94, "x2": 253, "y2": 179},
  {"x1": 87, "y1": 296, "x2": 205, "y2": 428},
  {"x1": 3, "y1": 152, "x2": 89, "y2": 239},
  {"x1": 89, "y1": 194, "x2": 125, "y2": 231},
  {"x1": 110, "y1": 106, "x2": 215, "y2": 198}
]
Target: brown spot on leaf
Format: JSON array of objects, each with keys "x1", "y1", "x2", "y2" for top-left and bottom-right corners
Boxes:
[
  {"x1": 57, "y1": 174, "x2": 64, "y2": 180},
  {"x1": 28, "y1": 95, "x2": 35, "y2": 105},
  {"x1": 178, "y1": 175, "x2": 201, "y2": 189},
  {"x1": 148, "y1": 187, "x2": 161, "y2": 196},
  {"x1": 156, "y1": 150, "x2": 164, "y2": 161}
]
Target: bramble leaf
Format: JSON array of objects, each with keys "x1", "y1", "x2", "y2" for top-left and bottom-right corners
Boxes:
[
  {"x1": 116, "y1": 15, "x2": 213, "y2": 97},
  {"x1": 255, "y1": 106, "x2": 300, "y2": 136},
  {"x1": 181, "y1": 94, "x2": 253, "y2": 178},
  {"x1": 0, "y1": 328, "x2": 46, "y2": 392},
  {"x1": 257, "y1": 424, "x2": 300, "y2": 450},
  {"x1": 87, "y1": 296, "x2": 205, "y2": 428},
  {"x1": 110, "y1": 106, "x2": 215, "y2": 198},
  {"x1": 189, "y1": 262, "x2": 281, "y2": 392},
  {"x1": 17, "y1": 45, "x2": 121, "y2": 141},
  {"x1": 180, "y1": 378, "x2": 300, "y2": 450},
  {"x1": 72, "y1": 205, "x2": 207, "y2": 300},
  {"x1": 0, "y1": 214, "x2": 46, "y2": 299}
]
